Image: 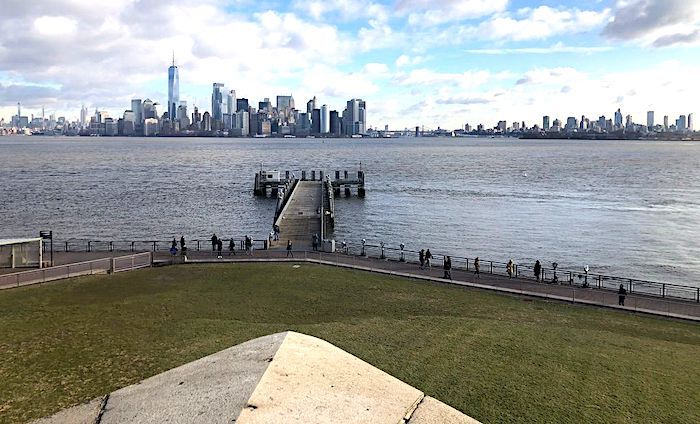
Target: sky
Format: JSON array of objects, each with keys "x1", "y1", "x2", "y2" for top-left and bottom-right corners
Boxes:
[{"x1": 0, "y1": 0, "x2": 699, "y2": 129}]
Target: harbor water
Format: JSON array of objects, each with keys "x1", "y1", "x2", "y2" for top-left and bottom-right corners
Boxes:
[{"x1": 1, "y1": 136, "x2": 699, "y2": 287}]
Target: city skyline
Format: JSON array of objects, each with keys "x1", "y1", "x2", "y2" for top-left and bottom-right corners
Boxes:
[{"x1": 0, "y1": 0, "x2": 699, "y2": 127}]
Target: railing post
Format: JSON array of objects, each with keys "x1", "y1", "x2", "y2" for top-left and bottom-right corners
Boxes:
[
  {"x1": 109, "y1": 241, "x2": 113, "y2": 252},
  {"x1": 629, "y1": 279, "x2": 633, "y2": 294},
  {"x1": 697, "y1": 287, "x2": 699, "y2": 303},
  {"x1": 197, "y1": 240, "x2": 201, "y2": 251},
  {"x1": 65, "y1": 241, "x2": 69, "y2": 252},
  {"x1": 490, "y1": 261, "x2": 493, "y2": 274},
  {"x1": 131, "y1": 241, "x2": 135, "y2": 252},
  {"x1": 152, "y1": 241, "x2": 156, "y2": 252},
  {"x1": 662, "y1": 283, "x2": 666, "y2": 298},
  {"x1": 87, "y1": 241, "x2": 91, "y2": 252},
  {"x1": 598, "y1": 275, "x2": 601, "y2": 289}
]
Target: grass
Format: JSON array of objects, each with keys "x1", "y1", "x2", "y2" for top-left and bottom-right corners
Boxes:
[{"x1": 0, "y1": 263, "x2": 698, "y2": 424}]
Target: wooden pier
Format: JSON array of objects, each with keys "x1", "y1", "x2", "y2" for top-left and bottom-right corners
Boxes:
[{"x1": 255, "y1": 169, "x2": 365, "y2": 250}]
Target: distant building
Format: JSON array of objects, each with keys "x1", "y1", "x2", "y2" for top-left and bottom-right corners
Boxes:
[
  {"x1": 330, "y1": 110, "x2": 341, "y2": 135},
  {"x1": 212, "y1": 83, "x2": 224, "y2": 123},
  {"x1": 647, "y1": 111, "x2": 654, "y2": 129},
  {"x1": 663, "y1": 115, "x2": 669, "y2": 130},
  {"x1": 311, "y1": 108, "x2": 321, "y2": 135},
  {"x1": 307, "y1": 96, "x2": 317, "y2": 114},
  {"x1": 614, "y1": 108, "x2": 623, "y2": 129},
  {"x1": 236, "y1": 98, "x2": 249, "y2": 114},
  {"x1": 565, "y1": 117, "x2": 577, "y2": 131},
  {"x1": 542, "y1": 116, "x2": 550, "y2": 131},
  {"x1": 688, "y1": 113, "x2": 694, "y2": 131},
  {"x1": 676, "y1": 115, "x2": 687, "y2": 131},
  {"x1": 167, "y1": 56, "x2": 179, "y2": 121},
  {"x1": 320, "y1": 104, "x2": 330, "y2": 134},
  {"x1": 143, "y1": 118, "x2": 159, "y2": 136},
  {"x1": 202, "y1": 111, "x2": 212, "y2": 132}
]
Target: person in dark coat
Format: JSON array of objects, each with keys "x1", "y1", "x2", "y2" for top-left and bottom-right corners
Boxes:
[
  {"x1": 425, "y1": 249, "x2": 432, "y2": 269},
  {"x1": 229, "y1": 238, "x2": 236, "y2": 256},
  {"x1": 474, "y1": 257, "x2": 480, "y2": 278},
  {"x1": 217, "y1": 239, "x2": 223, "y2": 257},
  {"x1": 286, "y1": 240, "x2": 293, "y2": 257},
  {"x1": 211, "y1": 234, "x2": 218, "y2": 252},
  {"x1": 419, "y1": 249, "x2": 425, "y2": 270},
  {"x1": 618, "y1": 284, "x2": 627, "y2": 306},
  {"x1": 534, "y1": 260, "x2": 542, "y2": 282},
  {"x1": 180, "y1": 236, "x2": 187, "y2": 255},
  {"x1": 313, "y1": 234, "x2": 319, "y2": 251},
  {"x1": 443, "y1": 256, "x2": 452, "y2": 280}
]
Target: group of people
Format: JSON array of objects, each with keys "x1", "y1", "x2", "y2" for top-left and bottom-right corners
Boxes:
[{"x1": 170, "y1": 236, "x2": 187, "y2": 256}]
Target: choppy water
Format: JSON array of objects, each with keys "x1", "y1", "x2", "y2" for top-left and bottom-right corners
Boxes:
[{"x1": 1, "y1": 136, "x2": 700, "y2": 286}]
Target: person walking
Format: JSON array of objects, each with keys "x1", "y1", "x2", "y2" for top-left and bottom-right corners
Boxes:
[
  {"x1": 474, "y1": 257, "x2": 480, "y2": 279},
  {"x1": 443, "y1": 256, "x2": 452, "y2": 280},
  {"x1": 170, "y1": 238, "x2": 178, "y2": 255},
  {"x1": 534, "y1": 260, "x2": 542, "y2": 282},
  {"x1": 618, "y1": 284, "x2": 627, "y2": 306},
  {"x1": 229, "y1": 238, "x2": 236, "y2": 256},
  {"x1": 313, "y1": 234, "x2": 319, "y2": 251},
  {"x1": 286, "y1": 240, "x2": 293, "y2": 258},
  {"x1": 425, "y1": 249, "x2": 432, "y2": 269},
  {"x1": 507, "y1": 259, "x2": 514, "y2": 278},
  {"x1": 217, "y1": 239, "x2": 223, "y2": 258},
  {"x1": 419, "y1": 249, "x2": 425, "y2": 270},
  {"x1": 273, "y1": 225, "x2": 280, "y2": 241},
  {"x1": 245, "y1": 236, "x2": 253, "y2": 256},
  {"x1": 211, "y1": 233, "x2": 218, "y2": 252}
]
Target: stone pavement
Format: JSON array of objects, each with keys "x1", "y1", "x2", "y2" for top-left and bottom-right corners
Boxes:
[{"x1": 34, "y1": 332, "x2": 480, "y2": 424}]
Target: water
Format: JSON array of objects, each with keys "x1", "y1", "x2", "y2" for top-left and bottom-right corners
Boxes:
[{"x1": 2, "y1": 136, "x2": 700, "y2": 286}]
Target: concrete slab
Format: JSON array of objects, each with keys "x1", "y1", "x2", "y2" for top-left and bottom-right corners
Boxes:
[
  {"x1": 31, "y1": 397, "x2": 103, "y2": 424},
  {"x1": 408, "y1": 396, "x2": 481, "y2": 424},
  {"x1": 99, "y1": 332, "x2": 286, "y2": 424},
  {"x1": 236, "y1": 331, "x2": 424, "y2": 424}
]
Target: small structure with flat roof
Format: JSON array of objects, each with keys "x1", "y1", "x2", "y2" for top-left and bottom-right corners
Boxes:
[{"x1": 0, "y1": 238, "x2": 43, "y2": 269}]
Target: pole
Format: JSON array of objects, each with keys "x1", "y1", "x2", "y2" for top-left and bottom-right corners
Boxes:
[{"x1": 50, "y1": 231, "x2": 53, "y2": 267}]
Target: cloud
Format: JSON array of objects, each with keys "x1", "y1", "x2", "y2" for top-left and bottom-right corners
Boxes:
[
  {"x1": 652, "y1": 29, "x2": 700, "y2": 47},
  {"x1": 395, "y1": 54, "x2": 425, "y2": 67},
  {"x1": 397, "y1": 0, "x2": 509, "y2": 26},
  {"x1": 465, "y1": 43, "x2": 613, "y2": 55},
  {"x1": 474, "y1": 6, "x2": 612, "y2": 41},
  {"x1": 603, "y1": 0, "x2": 700, "y2": 41},
  {"x1": 435, "y1": 96, "x2": 491, "y2": 105},
  {"x1": 33, "y1": 16, "x2": 78, "y2": 36}
]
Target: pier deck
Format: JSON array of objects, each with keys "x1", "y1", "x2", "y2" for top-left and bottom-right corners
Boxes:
[{"x1": 274, "y1": 181, "x2": 322, "y2": 250}]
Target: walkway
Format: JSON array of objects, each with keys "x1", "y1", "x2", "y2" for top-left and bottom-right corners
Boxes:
[{"x1": 273, "y1": 181, "x2": 322, "y2": 250}]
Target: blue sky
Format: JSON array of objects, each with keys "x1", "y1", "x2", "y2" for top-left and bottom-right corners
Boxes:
[{"x1": 0, "y1": 0, "x2": 698, "y2": 129}]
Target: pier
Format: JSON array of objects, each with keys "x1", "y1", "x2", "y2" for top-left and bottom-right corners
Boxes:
[{"x1": 255, "y1": 169, "x2": 365, "y2": 250}]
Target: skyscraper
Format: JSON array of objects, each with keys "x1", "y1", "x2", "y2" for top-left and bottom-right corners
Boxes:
[
  {"x1": 614, "y1": 108, "x2": 623, "y2": 129},
  {"x1": 212, "y1": 83, "x2": 224, "y2": 123},
  {"x1": 688, "y1": 113, "x2": 694, "y2": 131},
  {"x1": 307, "y1": 96, "x2": 317, "y2": 114},
  {"x1": 542, "y1": 116, "x2": 550, "y2": 131},
  {"x1": 320, "y1": 104, "x2": 330, "y2": 134},
  {"x1": 277, "y1": 95, "x2": 294, "y2": 112},
  {"x1": 167, "y1": 55, "x2": 180, "y2": 120},
  {"x1": 131, "y1": 99, "x2": 143, "y2": 125},
  {"x1": 663, "y1": 115, "x2": 669, "y2": 130},
  {"x1": 227, "y1": 90, "x2": 237, "y2": 115},
  {"x1": 647, "y1": 111, "x2": 654, "y2": 129}
]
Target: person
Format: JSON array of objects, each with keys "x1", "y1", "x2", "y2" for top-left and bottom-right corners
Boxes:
[
  {"x1": 245, "y1": 236, "x2": 253, "y2": 255},
  {"x1": 507, "y1": 259, "x2": 514, "y2": 278},
  {"x1": 286, "y1": 240, "x2": 293, "y2": 257},
  {"x1": 474, "y1": 257, "x2": 480, "y2": 278},
  {"x1": 211, "y1": 233, "x2": 218, "y2": 252},
  {"x1": 425, "y1": 249, "x2": 432, "y2": 269},
  {"x1": 170, "y1": 237, "x2": 178, "y2": 256},
  {"x1": 269, "y1": 231, "x2": 274, "y2": 246},
  {"x1": 229, "y1": 238, "x2": 236, "y2": 256},
  {"x1": 534, "y1": 260, "x2": 542, "y2": 282},
  {"x1": 312, "y1": 234, "x2": 319, "y2": 251},
  {"x1": 180, "y1": 236, "x2": 187, "y2": 256},
  {"x1": 216, "y1": 239, "x2": 223, "y2": 258},
  {"x1": 419, "y1": 249, "x2": 425, "y2": 270},
  {"x1": 443, "y1": 256, "x2": 452, "y2": 280},
  {"x1": 618, "y1": 284, "x2": 627, "y2": 306},
  {"x1": 273, "y1": 225, "x2": 280, "y2": 241}
]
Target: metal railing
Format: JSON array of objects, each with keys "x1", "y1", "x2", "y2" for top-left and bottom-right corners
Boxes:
[{"x1": 0, "y1": 252, "x2": 152, "y2": 290}]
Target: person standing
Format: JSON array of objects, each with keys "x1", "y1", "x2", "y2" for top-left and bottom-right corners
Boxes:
[
  {"x1": 211, "y1": 234, "x2": 218, "y2": 252},
  {"x1": 229, "y1": 238, "x2": 236, "y2": 256},
  {"x1": 180, "y1": 236, "x2": 187, "y2": 256},
  {"x1": 419, "y1": 249, "x2": 425, "y2": 270},
  {"x1": 286, "y1": 240, "x2": 293, "y2": 257},
  {"x1": 474, "y1": 257, "x2": 480, "y2": 278},
  {"x1": 217, "y1": 239, "x2": 223, "y2": 258},
  {"x1": 618, "y1": 284, "x2": 627, "y2": 306},
  {"x1": 507, "y1": 259, "x2": 514, "y2": 278},
  {"x1": 170, "y1": 238, "x2": 178, "y2": 255},
  {"x1": 425, "y1": 249, "x2": 432, "y2": 269},
  {"x1": 443, "y1": 256, "x2": 452, "y2": 280},
  {"x1": 313, "y1": 234, "x2": 319, "y2": 251},
  {"x1": 534, "y1": 260, "x2": 542, "y2": 282}
]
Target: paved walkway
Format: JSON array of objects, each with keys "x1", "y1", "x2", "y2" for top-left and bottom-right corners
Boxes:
[
  {"x1": 273, "y1": 181, "x2": 322, "y2": 251},
  {"x1": 3, "y1": 250, "x2": 698, "y2": 321}
]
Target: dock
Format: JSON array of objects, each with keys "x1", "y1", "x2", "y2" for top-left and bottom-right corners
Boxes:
[{"x1": 256, "y1": 169, "x2": 365, "y2": 250}]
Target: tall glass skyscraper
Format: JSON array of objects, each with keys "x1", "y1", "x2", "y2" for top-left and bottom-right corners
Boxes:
[
  {"x1": 168, "y1": 56, "x2": 179, "y2": 120},
  {"x1": 212, "y1": 83, "x2": 225, "y2": 122}
]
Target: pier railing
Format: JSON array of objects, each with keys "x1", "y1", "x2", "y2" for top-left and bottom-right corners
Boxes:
[
  {"x1": 36, "y1": 237, "x2": 700, "y2": 303},
  {"x1": 345, "y1": 241, "x2": 700, "y2": 303},
  {"x1": 0, "y1": 252, "x2": 152, "y2": 290}
]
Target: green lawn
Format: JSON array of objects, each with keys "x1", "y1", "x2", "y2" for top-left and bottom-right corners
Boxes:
[{"x1": 0, "y1": 263, "x2": 698, "y2": 423}]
